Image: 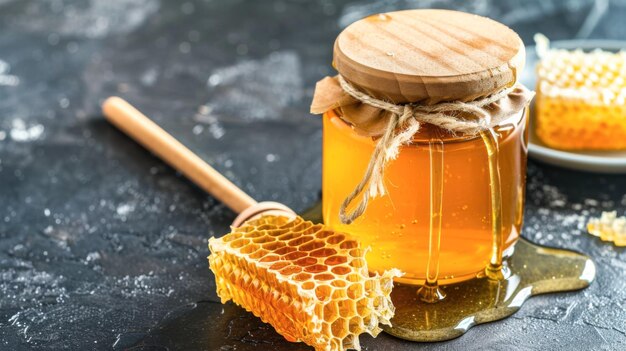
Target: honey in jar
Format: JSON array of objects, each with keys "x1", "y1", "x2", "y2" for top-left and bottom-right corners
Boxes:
[
  {"x1": 323, "y1": 109, "x2": 528, "y2": 284},
  {"x1": 311, "y1": 9, "x2": 534, "y2": 287}
]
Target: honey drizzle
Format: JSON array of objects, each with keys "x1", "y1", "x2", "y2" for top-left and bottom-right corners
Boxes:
[
  {"x1": 480, "y1": 128, "x2": 509, "y2": 280},
  {"x1": 418, "y1": 138, "x2": 446, "y2": 302}
]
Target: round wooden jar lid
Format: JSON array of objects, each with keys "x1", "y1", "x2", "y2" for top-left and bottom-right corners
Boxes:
[{"x1": 333, "y1": 9, "x2": 525, "y2": 104}]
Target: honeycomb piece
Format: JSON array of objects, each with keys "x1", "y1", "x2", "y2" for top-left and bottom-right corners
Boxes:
[
  {"x1": 587, "y1": 211, "x2": 626, "y2": 246},
  {"x1": 208, "y1": 215, "x2": 402, "y2": 351},
  {"x1": 534, "y1": 34, "x2": 626, "y2": 150}
]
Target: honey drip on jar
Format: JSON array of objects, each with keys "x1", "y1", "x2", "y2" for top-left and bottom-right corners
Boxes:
[
  {"x1": 417, "y1": 137, "x2": 446, "y2": 302},
  {"x1": 480, "y1": 129, "x2": 510, "y2": 280}
]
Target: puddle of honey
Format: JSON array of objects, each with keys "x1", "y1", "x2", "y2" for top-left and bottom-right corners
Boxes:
[
  {"x1": 300, "y1": 200, "x2": 595, "y2": 342},
  {"x1": 383, "y1": 237, "x2": 595, "y2": 341}
]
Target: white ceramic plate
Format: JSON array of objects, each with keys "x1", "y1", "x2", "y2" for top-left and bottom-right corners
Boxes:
[{"x1": 522, "y1": 40, "x2": 626, "y2": 173}]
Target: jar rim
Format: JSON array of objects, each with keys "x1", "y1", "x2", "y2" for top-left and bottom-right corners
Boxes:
[{"x1": 329, "y1": 107, "x2": 527, "y2": 145}]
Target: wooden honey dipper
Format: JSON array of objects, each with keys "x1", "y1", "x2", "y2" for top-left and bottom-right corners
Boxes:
[{"x1": 102, "y1": 97, "x2": 296, "y2": 226}]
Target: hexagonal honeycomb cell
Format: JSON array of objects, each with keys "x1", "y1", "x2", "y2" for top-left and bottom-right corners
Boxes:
[
  {"x1": 208, "y1": 215, "x2": 402, "y2": 351},
  {"x1": 535, "y1": 35, "x2": 626, "y2": 150}
]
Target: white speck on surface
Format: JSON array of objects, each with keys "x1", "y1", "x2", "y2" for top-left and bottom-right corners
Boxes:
[
  {"x1": 0, "y1": 59, "x2": 20, "y2": 86},
  {"x1": 192, "y1": 125, "x2": 204, "y2": 135},
  {"x1": 265, "y1": 154, "x2": 278, "y2": 162},
  {"x1": 0, "y1": 131, "x2": 6, "y2": 140},
  {"x1": 550, "y1": 199, "x2": 566, "y2": 207},
  {"x1": 193, "y1": 113, "x2": 225, "y2": 140},
  {"x1": 44, "y1": 209, "x2": 51, "y2": 217},
  {"x1": 85, "y1": 252, "x2": 101, "y2": 262},
  {"x1": 9, "y1": 119, "x2": 44, "y2": 142},
  {"x1": 198, "y1": 105, "x2": 212, "y2": 115},
  {"x1": 59, "y1": 98, "x2": 69, "y2": 108},
  {"x1": 140, "y1": 67, "x2": 159, "y2": 86},
  {"x1": 209, "y1": 123, "x2": 225, "y2": 139},
  {"x1": 207, "y1": 74, "x2": 222, "y2": 87},
  {"x1": 116, "y1": 203, "x2": 135, "y2": 216}
]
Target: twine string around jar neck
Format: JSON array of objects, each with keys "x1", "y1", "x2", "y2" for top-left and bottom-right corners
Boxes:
[{"x1": 337, "y1": 75, "x2": 518, "y2": 224}]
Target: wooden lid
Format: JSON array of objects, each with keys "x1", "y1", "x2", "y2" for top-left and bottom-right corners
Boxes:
[{"x1": 333, "y1": 9, "x2": 525, "y2": 104}]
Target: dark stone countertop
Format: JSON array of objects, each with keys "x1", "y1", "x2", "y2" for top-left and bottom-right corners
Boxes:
[{"x1": 0, "y1": 0, "x2": 625, "y2": 350}]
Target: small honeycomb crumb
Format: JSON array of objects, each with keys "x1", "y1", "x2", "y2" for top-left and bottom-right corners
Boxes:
[
  {"x1": 534, "y1": 34, "x2": 626, "y2": 150},
  {"x1": 587, "y1": 211, "x2": 626, "y2": 246},
  {"x1": 208, "y1": 215, "x2": 402, "y2": 351}
]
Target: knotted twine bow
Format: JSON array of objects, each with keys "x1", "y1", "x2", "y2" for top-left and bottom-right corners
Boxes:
[{"x1": 335, "y1": 75, "x2": 525, "y2": 224}]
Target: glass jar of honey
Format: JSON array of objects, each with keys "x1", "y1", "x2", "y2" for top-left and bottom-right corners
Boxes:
[
  {"x1": 311, "y1": 9, "x2": 534, "y2": 288},
  {"x1": 323, "y1": 108, "x2": 528, "y2": 285}
]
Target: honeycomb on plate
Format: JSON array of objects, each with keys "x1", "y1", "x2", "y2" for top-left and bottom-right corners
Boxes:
[
  {"x1": 208, "y1": 215, "x2": 402, "y2": 351},
  {"x1": 587, "y1": 211, "x2": 626, "y2": 246},
  {"x1": 534, "y1": 34, "x2": 626, "y2": 150}
]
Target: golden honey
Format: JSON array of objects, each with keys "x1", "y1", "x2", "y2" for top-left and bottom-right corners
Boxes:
[{"x1": 322, "y1": 109, "x2": 529, "y2": 284}]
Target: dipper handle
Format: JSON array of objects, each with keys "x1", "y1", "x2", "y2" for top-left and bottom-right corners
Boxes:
[{"x1": 103, "y1": 97, "x2": 257, "y2": 214}]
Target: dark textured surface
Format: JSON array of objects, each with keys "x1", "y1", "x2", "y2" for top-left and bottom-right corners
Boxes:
[{"x1": 1, "y1": 0, "x2": 625, "y2": 350}]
